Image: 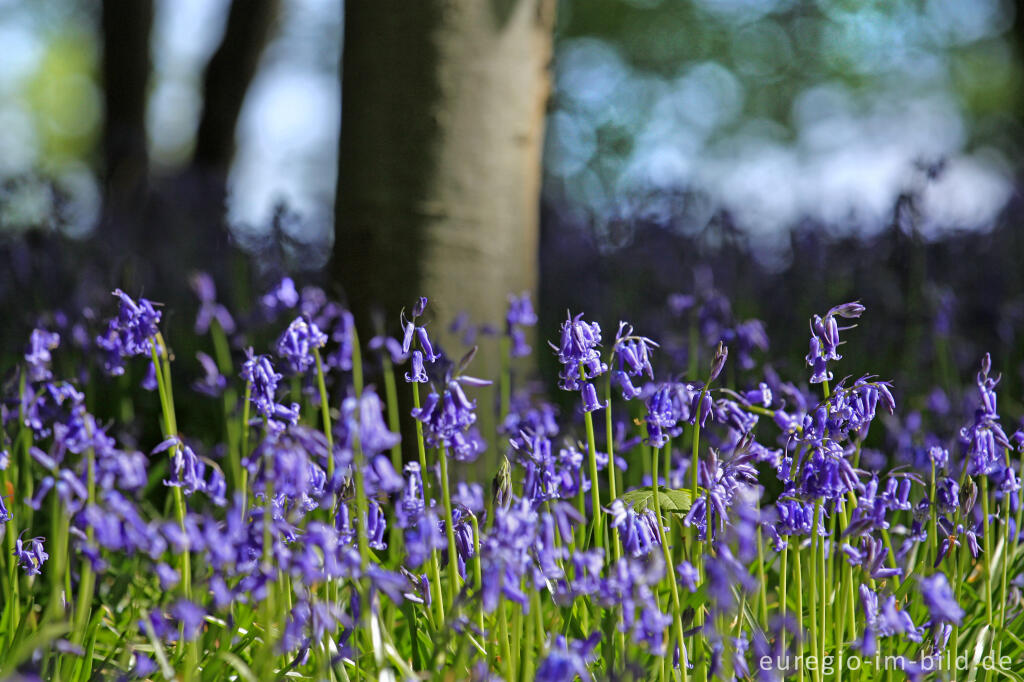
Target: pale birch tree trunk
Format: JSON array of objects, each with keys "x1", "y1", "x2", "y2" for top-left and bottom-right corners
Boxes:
[{"x1": 334, "y1": 0, "x2": 555, "y2": 351}]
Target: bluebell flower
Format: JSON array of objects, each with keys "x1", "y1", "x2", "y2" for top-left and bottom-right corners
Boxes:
[
  {"x1": 412, "y1": 378, "x2": 487, "y2": 462},
  {"x1": 241, "y1": 348, "x2": 283, "y2": 419},
  {"x1": 804, "y1": 301, "x2": 863, "y2": 384},
  {"x1": 338, "y1": 387, "x2": 400, "y2": 459},
  {"x1": 857, "y1": 584, "x2": 921, "y2": 656},
  {"x1": 613, "y1": 322, "x2": 657, "y2": 377},
  {"x1": 607, "y1": 498, "x2": 661, "y2": 558},
  {"x1": 404, "y1": 350, "x2": 428, "y2": 383},
  {"x1": 276, "y1": 316, "x2": 328, "y2": 374},
  {"x1": 260, "y1": 277, "x2": 300, "y2": 317},
  {"x1": 108, "y1": 289, "x2": 162, "y2": 356},
  {"x1": 841, "y1": 535, "x2": 901, "y2": 581},
  {"x1": 14, "y1": 532, "x2": 47, "y2": 575},
  {"x1": 677, "y1": 560, "x2": 699, "y2": 592},
  {"x1": 550, "y1": 312, "x2": 607, "y2": 391},
  {"x1": 25, "y1": 328, "x2": 60, "y2": 382},
  {"x1": 192, "y1": 351, "x2": 226, "y2": 397},
  {"x1": 170, "y1": 599, "x2": 206, "y2": 641},
  {"x1": 132, "y1": 652, "x2": 158, "y2": 678},
  {"x1": 580, "y1": 382, "x2": 605, "y2": 413},
  {"x1": 190, "y1": 272, "x2": 235, "y2": 335},
  {"x1": 960, "y1": 354, "x2": 1011, "y2": 478},
  {"x1": 920, "y1": 573, "x2": 964, "y2": 624},
  {"x1": 396, "y1": 462, "x2": 425, "y2": 529},
  {"x1": 536, "y1": 633, "x2": 599, "y2": 682},
  {"x1": 704, "y1": 546, "x2": 756, "y2": 612}
]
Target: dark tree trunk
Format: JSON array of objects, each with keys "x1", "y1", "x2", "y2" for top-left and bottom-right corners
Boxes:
[
  {"x1": 194, "y1": 0, "x2": 281, "y2": 174},
  {"x1": 99, "y1": 0, "x2": 154, "y2": 262}
]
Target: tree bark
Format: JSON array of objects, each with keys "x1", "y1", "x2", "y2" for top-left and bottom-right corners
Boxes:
[
  {"x1": 193, "y1": 0, "x2": 281, "y2": 174},
  {"x1": 334, "y1": 0, "x2": 555, "y2": 345},
  {"x1": 99, "y1": 0, "x2": 154, "y2": 255}
]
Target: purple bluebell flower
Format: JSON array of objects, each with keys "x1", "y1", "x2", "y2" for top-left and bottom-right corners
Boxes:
[
  {"x1": 369, "y1": 334, "x2": 408, "y2": 365},
  {"x1": 708, "y1": 341, "x2": 728, "y2": 383},
  {"x1": 405, "y1": 350, "x2": 428, "y2": 383},
  {"x1": 580, "y1": 382, "x2": 605, "y2": 413},
  {"x1": 276, "y1": 316, "x2": 328, "y2": 374},
  {"x1": 339, "y1": 387, "x2": 401, "y2": 458},
  {"x1": 857, "y1": 584, "x2": 921, "y2": 655},
  {"x1": 536, "y1": 633, "x2": 599, "y2": 682},
  {"x1": 677, "y1": 560, "x2": 699, "y2": 592},
  {"x1": 154, "y1": 437, "x2": 207, "y2": 497},
  {"x1": 920, "y1": 573, "x2": 964, "y2": 624},
  {"x1": 607, "y1": 499, "x2": 661, "y2": 558},
  {"x1": 241, "y1": 348, "x2": 283, "y2": 419},
  {"x1": 841, "y1": 535, "x2": 901, "y2": 581},
  {"x1": 133, "y1": 652, "x2": 158, "y2": 678},
  {"x1": 109, "y1": 290, "x2": 162, "y2": 356},
  {"x1": 192, "y1": 351, "x2": 226, "y2": 397},
  {"x1": 804, "y1": 301, "x2": 863, "y2": 384},
  {"x1": 960, "y1": 354, "x2": 1011, "y2": 478},
  {"x1": 190, "y1": 272, "x2": 235, "y2": 334},
  {"x1": 412, "y1": 378, "x2": 487, "y2": 462},
  {"x1": 260, "y1": 277, "x2": 299, "y2": 317},
  {"x1": 14, "y1": 532, "x2": 47, "y2": 575},
  {"x1": 506, "y1": 293, "x2": 537, "y2": 358},
  {"x1": 170, "y1": 599, "x2": 206, "y2": 641},
  {"x1": 25, "y1": 328, "x2": 60, "y2": 382},
  {"x1": 551, "y1": 312, "x2": 607, "y2": 391}
]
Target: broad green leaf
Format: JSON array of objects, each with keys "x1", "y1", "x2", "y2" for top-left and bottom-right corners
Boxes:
[{"x1": 619, "y1": 487, "x2": 694, "y2": 515}]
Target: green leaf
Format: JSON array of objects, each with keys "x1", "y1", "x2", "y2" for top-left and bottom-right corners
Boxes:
[{"x1": 619, "y1": 487, "x2": 694, "y2": 515}]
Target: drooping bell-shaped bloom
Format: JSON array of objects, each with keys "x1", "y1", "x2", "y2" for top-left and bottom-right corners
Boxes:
[
  {"x1": 25, "y1": 328, "x2": 60, "y2": 382},
  {"x1": 550, "y1": 312, "x2": 607, "y2": 391},
  {"x1": 919, "y1": 573, "x2": 964, "y2": 625},
  {"x1": 276, "y1": 316, "x2": 328, "y2": 374},
  {"x1": 14, "y1": 532, "x2": 48, "y2": 575},
  {"x1": 241, "y1": 348, "x2": 283, "y2": 419},
  {"x1": 190, "y1": 272, "x2": 235, "y2": 335},
  {"x1": 804, "y1": 301, "x2": 864, "y2": 384}
]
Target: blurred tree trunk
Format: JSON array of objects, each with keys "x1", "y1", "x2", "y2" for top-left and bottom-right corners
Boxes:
[
  {"x1": 334, "y1": 0, "x2": 555, "y2": 343},
  {"x1": 193, "y1": 0, "x2": 281, "y2": 174},
  {"x1": 98, "y1": 0, "x2": 154, "y2": 261},
  {"x1": 161, "y1": 0, "x2": 279, "y2": 281}
]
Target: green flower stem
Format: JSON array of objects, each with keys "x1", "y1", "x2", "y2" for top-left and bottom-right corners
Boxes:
[
  {"x1": 794, "y1": 542, "x2": 806, "y2": 682},
  {"x1": 689, "y1": 380, "x2": 710, "y2": 679},
  {"x1": 381, "y1": 354, "x2": 403, "y2": 474},
  {"x1": 210, "y1": 320, "x2": 241, "y2": 491},
  {"x1": 499, "y1": 335, "x2": 511, "y2": 423},
  {"x1": 69, "y1": 445, "x2": 97, "y2": 649},
  {"x1": 928, "y1": 460, "x2": 938, "y2": 573},
  {"x1": 756, "y1": 505, "x2": 769, "y2": 625},
  {"x1": 439, "y1": 446, "x2": 461, "y2": 609},
  {"x1": 149, "y1": 335, "x2": 199, "y2": 674},
  {"x1": 980, "y1": 476, "x2": 994, "y2": 629},
  {"x1": 239, "y1": 382, "x2": 251, "y2": 514},
  {"x1": 497, "y1": 595, "x2": 513, "y2": 681},
  {"x1": 470, "y1": 513, "x2": 485, "y2": 640},
  {"x1": 652, "y1": 445, "x2": 686, "y2": 682},
  {"x1": 808, "y1": 501, "x2": 821, "y2": 682},
  {"x1": 603, "y1": 377, "x2": 622, "y2": 559},
  {"x1": 582, "y1": 404, "x2": 603, "y2": 552},
  {"x1": 412, "y1": 381, "x2": 445, "y2": 627}
]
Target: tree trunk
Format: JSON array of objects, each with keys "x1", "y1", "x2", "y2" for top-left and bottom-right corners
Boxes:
[
  {"x1": 194, "y1": 0, "x2": 281, "y2": 174},
  {"x1": 99, "y1": 0, "x2": 154, "y2": 258},
  {"x1": 334, "y1": 0, "x2": 555, "y2": 347}
]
